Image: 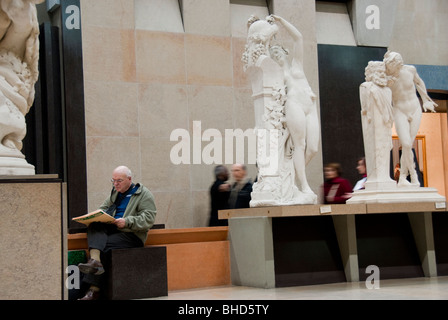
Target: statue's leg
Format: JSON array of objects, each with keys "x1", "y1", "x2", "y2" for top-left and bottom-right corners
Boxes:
[
  {"x1": 291, "y1": 138, "x2": 313, "y2": 193},
  {"x1": 286, "y1": 105, "x2": 313, "y2": 193},
  {"x1": 394, "y1": 110, "x2": 418, "y2": 187},
  {"x1": 398, "y1": 147, "x2": 412, "y2": 186},
  {"x1": 408, "y1": 113, "x2": 422, "y2": 185},
  {"x1": 305, "y1": 111, "x2": 319, "y2": 165}
]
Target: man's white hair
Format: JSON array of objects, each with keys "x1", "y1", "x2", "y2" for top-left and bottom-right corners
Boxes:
[{"x1": 114, "y1": 166, "x2": 132, "y2": 178}]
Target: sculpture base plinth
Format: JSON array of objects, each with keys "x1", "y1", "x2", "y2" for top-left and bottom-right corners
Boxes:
[
  {"x1": 221, "y1": 202, "x2": 447, "y2": 289},
  {"x1": 0, "y1": 178, "x2": 65, "y2": 299},
  {"x1": 347, "y1": 186, "x2": 446, "y2": 204},
  {"x1": 0, "y1": 157, "x2": 35, "y2": 175},
  {"x1": 250, "y1": 191, "x2": 318, "y2": 207}
]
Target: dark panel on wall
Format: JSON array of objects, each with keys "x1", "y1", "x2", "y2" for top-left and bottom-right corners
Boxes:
[
  {"x1": 61, "y1": 0, "x2": 88, "y2": 231},
  {"x1": 25, "y1": 23, "x2": 63, "y2": 176},
  {"x1": 24, "y1": 69, "x2": 44, "y2": 173},
  {"x1": 41, "y1": 23, "x2": 64, "y2": 176},
  {"x1": 318, "y1": 45, "x2": 387, "y2": 186},
  {"x1": 272, "y1": 216, "x2": 346, "y2": 287}
]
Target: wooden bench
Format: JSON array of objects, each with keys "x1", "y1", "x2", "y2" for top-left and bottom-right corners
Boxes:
[{"x1": 68, "y1": 226, "x2": 230, "y2": 292}]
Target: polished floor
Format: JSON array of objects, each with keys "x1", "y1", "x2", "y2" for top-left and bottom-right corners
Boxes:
[{"x1": 149, "y1": 276, "x2": 448, "y2": 300}]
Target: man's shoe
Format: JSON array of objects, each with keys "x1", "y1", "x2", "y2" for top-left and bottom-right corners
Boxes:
[
  {"x1": 78, "y1": 259, "x2": 105, "y2": 275},
  {"x1": 78, "y1": 288, "x2": 101, "y2": 300}
]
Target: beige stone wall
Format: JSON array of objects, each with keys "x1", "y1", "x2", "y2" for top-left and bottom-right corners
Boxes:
[
  {"x1": 81, "y1": 0, "x2": 323, "y2": 228},
  {"x1": 389, "y1": 0, "x2": 448, "y2": 65}
]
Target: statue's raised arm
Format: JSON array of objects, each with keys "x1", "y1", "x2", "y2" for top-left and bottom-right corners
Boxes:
[{"x1": 269, "y1": 15, "x2": 304, "y2": 66}]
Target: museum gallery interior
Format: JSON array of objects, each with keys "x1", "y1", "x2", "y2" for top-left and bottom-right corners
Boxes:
[{"x1": 0, "y1": 0, "x2": 447, "y2": 301}]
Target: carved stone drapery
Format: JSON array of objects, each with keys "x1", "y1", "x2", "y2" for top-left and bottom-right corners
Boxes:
[{"x1": 0, "y1": 0, "x2": 44, "y2": 175}]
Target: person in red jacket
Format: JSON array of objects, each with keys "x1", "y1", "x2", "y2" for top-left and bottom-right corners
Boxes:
[{"x1": 322, "y1": 163, "x2": 353, "y2": 204}]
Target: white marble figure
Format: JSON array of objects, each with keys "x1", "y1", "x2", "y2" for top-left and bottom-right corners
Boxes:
[
  {"x1": 242, "y1": 15, "x2": 319, "y2": 206},
  {"x1": 384, "y1": 51, "x2": 437, "y2": 187},
  {"x1": 359, "y1": 61, "x2": 396, "y2": 189},
  {"x1": 269, "y1": 15, "x2": 320, "y2": 195},
  {"x1": 0, "y1": 0, "x2": 43, "y2": 175},
  {"x1": 348, "y1": 54, "x2": 445, "y2": 204}
]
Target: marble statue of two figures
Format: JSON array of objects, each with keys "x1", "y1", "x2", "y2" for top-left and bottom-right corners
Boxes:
[{"x1": 348, "y1": 51, "x2": 445, "y2": 204}]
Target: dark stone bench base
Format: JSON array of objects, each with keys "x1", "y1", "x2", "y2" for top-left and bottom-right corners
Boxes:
[{"x1": 106, "y1": 246, "x2": 168, "y2": 300}]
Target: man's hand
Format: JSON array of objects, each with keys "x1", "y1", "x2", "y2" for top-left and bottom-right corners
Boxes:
[
  {"x1": 219, "y1": 183, "x2": 230, "y2": 192},
  {"x1": 114, "y1": 218, "x2": 126, "y2": 229}
]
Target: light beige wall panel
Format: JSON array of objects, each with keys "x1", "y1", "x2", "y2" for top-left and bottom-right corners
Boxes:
[
  {"x1": 389, "y1": 0, "x2": 448, "y2": 65},
  {"x1": 181, "y1": 0, "x2": 231, "y2": 36},
  {"x1": 190, "y1": 164, "x2": 217, "y2": 192},
  {"x1": 316, "y1": 2, "x2": 357, "y2": 46},
  {"x1": 136, "y1": 30, "x2": 186, "y2": 84},
  {"x1": 82, "y1": 26, "x2": 136, "y2": 82},
  {"x1": 138, "y1": 83, "x2": 189, "y2": 139},
  {"x1": 140, "y1": 137, "x2": 191, "y2": 193},
  {"x1": 135, "y1": 0, "x2": 184, "y2": 33},
  {"x1": 86, "y1": 136, "x2": 141, "y2": 210},
  {"x1": 85, "y1": 80, "x2": 139, "y2": 137},
  {"x1": 230, "y1": 3, "x2": 270, "y2": 38},
  {"x1": 88, "y1": 191, "x2": 111, "y2": 214},
  {"x1": 185, "y1": 34, "x2": 233, "y2": 86},
  {"x1": 81, "y1": 0, "x2": 135, "y2": 29},
  {"x1": 233, "y1": 87, "x2": 256, "y2": 130},
  {"x1": 187, "y1": 85, "x2": 234, "y2": 131},
  {"x1": 192, "y1": 190, "x2": 211, "y2": 227},
  {"x1": 152, "y1": 191, "x2": 194, "y2": 227}
]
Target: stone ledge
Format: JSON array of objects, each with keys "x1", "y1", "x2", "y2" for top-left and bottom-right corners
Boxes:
[
  {"x1": 219, "y1": 201, "x2": 447, "y2": 220},
  {"x1": 0, "y1": 174, "x2": 60, "y2": 183}
]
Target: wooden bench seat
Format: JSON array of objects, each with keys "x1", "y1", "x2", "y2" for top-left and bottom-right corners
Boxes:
[
  {"x1": 68, "y1": 227, "x2": 230, "y2": 291},
  {"x1": 68, "y1": 227, "x2": 229, "y2": 249}
]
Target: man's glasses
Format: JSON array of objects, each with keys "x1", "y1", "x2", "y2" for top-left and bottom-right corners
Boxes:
[{"x1": 111, "y1": 179, "x2": 124, "y2": 184}]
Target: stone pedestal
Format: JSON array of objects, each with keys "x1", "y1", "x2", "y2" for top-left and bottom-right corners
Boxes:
[
  {"x1": 0, "y1": 176, "x2": 66, "y2": 300},
  {"x1": 220, "y1": 201, "x2": 446, "y2": 288},
  {"x1": 0, "y1": 156, "x2": 35, "y2": 175},
  {"x1": 228, "y1": 217, "x2": 275, "y2": 288},
  {"x1": 348, "y1": 187, "x2": 446, "y2": 204}
]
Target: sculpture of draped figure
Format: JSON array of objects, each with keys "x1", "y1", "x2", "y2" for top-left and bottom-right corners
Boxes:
[{"x1": 0, "y1": 0, "x2": 44, "y2": 175}]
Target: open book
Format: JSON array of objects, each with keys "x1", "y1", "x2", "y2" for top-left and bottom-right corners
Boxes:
[{"x1": 72, "y1": 209, "x2": 115, "y2": 226}]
